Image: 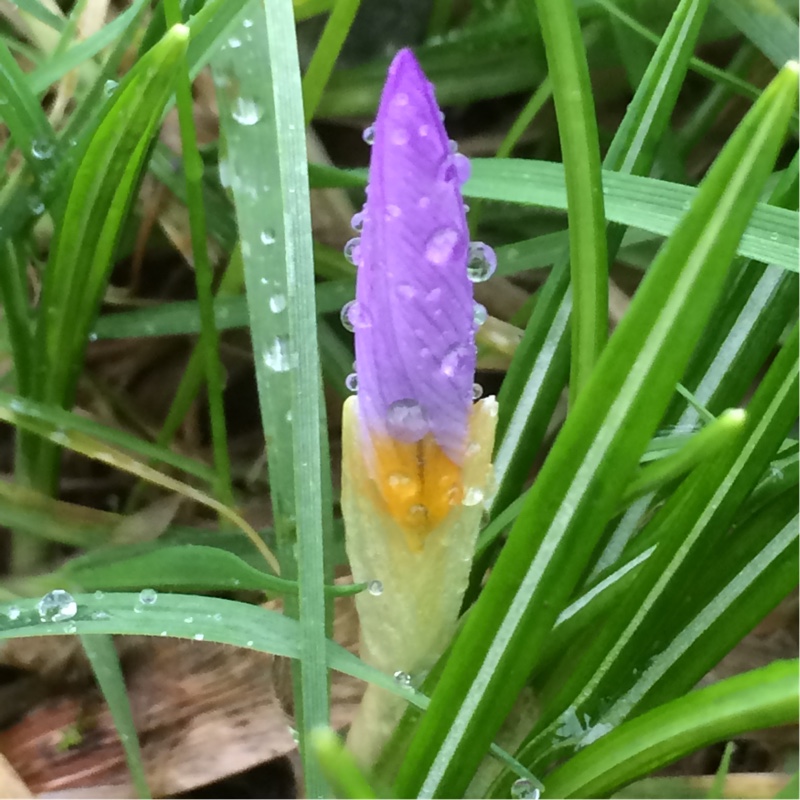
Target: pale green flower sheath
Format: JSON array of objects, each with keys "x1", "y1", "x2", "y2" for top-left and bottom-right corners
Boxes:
[{"x1": 339, "y1": 48, "x2": 498, "y2": 767}]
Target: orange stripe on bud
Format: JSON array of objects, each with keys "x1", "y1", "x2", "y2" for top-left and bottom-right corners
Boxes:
[{"x1": 371, "y1": 434, "x2": 464, "y2": 551}]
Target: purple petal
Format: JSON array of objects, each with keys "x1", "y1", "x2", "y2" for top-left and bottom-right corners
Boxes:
[{"x1": 353, "y1": 49, "x2": 476, "y2": 464}]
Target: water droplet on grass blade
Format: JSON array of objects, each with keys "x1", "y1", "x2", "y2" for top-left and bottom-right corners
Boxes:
[
  {"x1": 138, "y1": 589, "x2": 157, "y2": 605},
  {"x1": 367, "y1": 580, "x2": 383, "y2": 596},
  {"x1": 511, "y1": 778, "x2": 539, "y2": 799},
  {"x1": 263, "y1": 337, "x2": 291, "y2": 372},
  {"x1": 393, "y1": 670, "x2": 412, "y2": 686},
  {"x1": 31, "y1": 138, "x2": 53, "y2": 160},
  {"x1": 269, "y1": 294, "x2": 286, "y2": 313},
  {"x1": 231, "y1": 97, "x2": 263, "y2": 126},
  {"x1": 6, "y1": 606, "x2": 20, "y2": 621},
  {"x1": 37, "y1": 590, "x2": 77, "y2": 623}
]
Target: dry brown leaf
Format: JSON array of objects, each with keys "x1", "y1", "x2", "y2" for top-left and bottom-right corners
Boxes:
[{"x1": 0, "y1": 594, "x2": 362, "y2": 798}]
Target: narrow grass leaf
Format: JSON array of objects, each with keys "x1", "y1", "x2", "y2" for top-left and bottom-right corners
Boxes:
[
  {"x1": 213, "y1": 2, "x2": 332, "y2": 793},
  {"x1": 543, "y1": 660, "x2": 799, "y2": 798},
  {"x1": 80, "y1": 634, "x2": 150, "y2": 798},
  {"x1": 394, "y1": 62, "x2": 798, "y2": 800},
  {"x1": 713, "y1": 0, "x2": 798, "y2": 68},
  {"x1": 528, "y1": 0, "x2": 608, "y2": 399}
]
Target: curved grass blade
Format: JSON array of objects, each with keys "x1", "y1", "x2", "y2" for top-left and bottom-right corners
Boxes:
[
  {"x1": 713, "y1": 0, "x2": 798, "y2": 68},
  {"x1": 393, "y1": 62, "x2": 798, "y2": 800},
  {"x1": 542, "y1": 660, "x2": 799, "y2": 798},
  {"x1": 28, "y1": 24, "x2": 190, "y2": 491}
]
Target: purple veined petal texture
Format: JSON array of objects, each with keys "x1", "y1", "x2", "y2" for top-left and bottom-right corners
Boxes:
[{"x1": 352, "y1": 48, "x2": 476, "y2": 465}]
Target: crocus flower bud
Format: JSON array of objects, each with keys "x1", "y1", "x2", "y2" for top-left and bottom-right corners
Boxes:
[{"x1": 341, "y1": 49, "x2": 498, "y2": 766}]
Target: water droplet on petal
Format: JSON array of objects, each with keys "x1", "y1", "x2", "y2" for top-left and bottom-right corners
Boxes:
[
  {"x1": 418, "y1": 195, "x2": 431, "y2": 209},
  {"x1": 472, "y1": 382, "x2": 483, "y2": 400},
  {"x1": 393, "y1": 92, "x2": 409, "y2": 107},
  {"x1": 385, "y1": 204, "x2": 402, "y2": 219},
  {"x1": 37, "y1": 590, "x2": 77, "y2": 623},
  {"x1": 232, "y1": 97, "x2": 263, "y2": 126},
  {"x1": 453, "y1": 153, "x2": 471, "y2": 184},
  {"x1": 386, "y1": 399, "x2": 428, "y2": 440},
  {"x1": 138, "y1": 589, "x2": 158, "y2": 605},
  {"x1": 391, "y1": 128, "x2": 409, "y2": 146},
  {"x1": 418, "y1": 123, "x2": 430, "y2": 137},
  {"x1": 511, "y1": 778, "x2": 539, "y2": 799},
  {"x1": 351, "y1": 211, "x2": 365, "y2": 232},
  {"x1": 340, "y1": 300, "x2": 372, "y2": 332},
  {"x1": 345, "y1": 372, "x2": 358, "y2": 392},
  {"x1": 367, "y1": 580, "x2": 383, "y2": 596},
  {"x1": 467, "y1": 242, "x2": 497, "y2": 282},
  {"x1": 396, "y1": 284, "x2": 416, "y2": 300},
  {"x1": 426, "y1": 287, "x2": 442, "y2": 304},
  {"x1": 425, "y1": 227, "x2": 460, "y2": 265},
  {"x1": 463, "y1": 487, "x2": 485, "y2": 507},
  {"x1": 344, "y1": 237, "x2": 362, "y2": 265},
  {"x1": 362, "y1": 125, "x2": 375, "y2": 145},
  {"x1": 473, "y1": 303, "x2": 488, "y2": 327},
  {"x1": 269, "y1": 294, "x2": 286, "y2": 313},
  {"x1": 441, "y1": 344, "x2": 472, "y2": 379}
]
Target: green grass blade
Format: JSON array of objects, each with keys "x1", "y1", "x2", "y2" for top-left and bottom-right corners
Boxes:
[
  {"x1": 80, "y1": 634, "x2": 150, "y2": 798},
  {"x1": 393, "y1": 62, "x2": 798, "y2": 800},
  {"x1": 163, "y1": 0, "x2": 232, "y2": 506},
  {"x1": 543, "y1": 660, "x2": 799, "y2": 798},
  {"x1": 213, "y1": 1, "x2": 332, "y2": 794},
  {"x1": 28, "y1": 24, "x2": 190, "y2": 492},
  {"x1": 301, "y1": 0, "x2": 363, "y2": 123},
  {"x1": 713, "y1": 0, "x2": 798, "y2": 68},
  {"x1": 526, "y1": 0, "x2": 608, "y2": 400}
]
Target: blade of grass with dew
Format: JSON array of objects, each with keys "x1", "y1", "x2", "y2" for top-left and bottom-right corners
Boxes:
[
  {"x1": 25, "y1": 0, "x2": 149, "y2": 93},
  {"x1": 92, "y1": 280, "x2": 353, "y2": 339},
  {"x1": 544, "y1": 660, "x2": 799, "y2": 799},
  {"x1": 0, "y1": 39, "x2": 56, "y2": 178},
  {"x1": 489, "y1": 0, "x2": 715, "y2": 520},
  {"x1": 27, "y1": 24, "x2": 190, "y2": 493},
  {"x1": 0, "y1": 240, "x2": 34, "y2": 399},
  {"x1": 80, "y1": 634, "x2": 150, "y2": 798},
  {"x1": 212, "y1": 1, "x2": 333, "y2": 794},
  {"x1": 393, "y1": 62, "x2": 798, "y2": 800},
  {"x1": 0, "y1": 403, "x2": 281, "y2": 572},
  {"x1": 0, "y1": 592, "x2": 418, "y2": 709},
  {"x1": 712, "y1": 0, "x2": 798, "y2": 68},
  {"x1": 163, "y1": 0, "x2": 233, "y2": 506},
  {"x1": 301, "y1": 0, "x2": 362, "y2": 123},
  {"x1": 309, "y1": 161, "x2": 799, "y2": 270},
  {"x1": 0, "y1": 391, "x2": 216, "y2": 483},
  {"x1": 524, "y1": 0, "x2": 608, "y2": 400},
  {"x1": 505, "y1": 329, "x2": 799, "y2": 788},
  {"x1": 8, "y1": 0, "x2": 64, "y2": 31}
]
